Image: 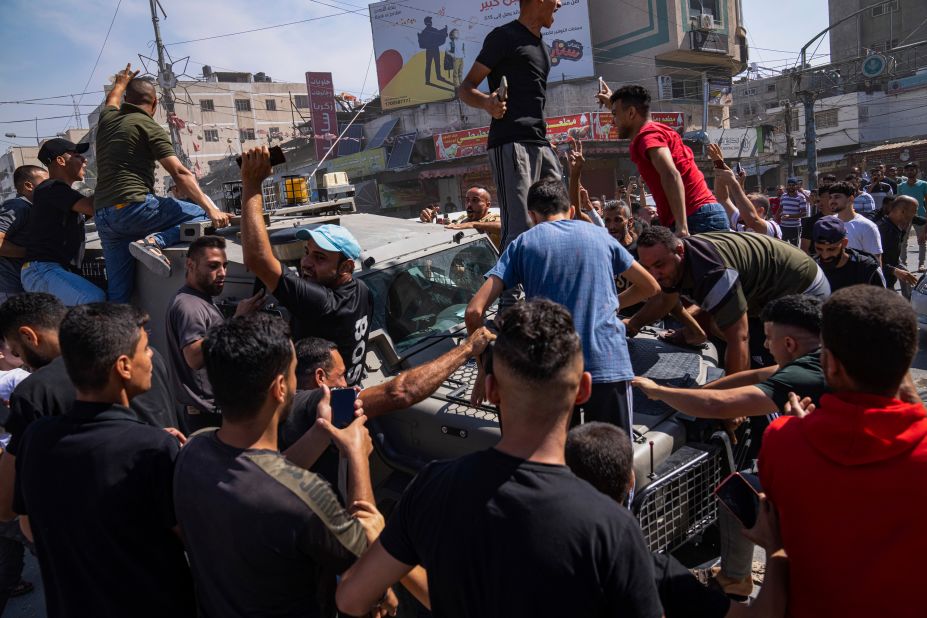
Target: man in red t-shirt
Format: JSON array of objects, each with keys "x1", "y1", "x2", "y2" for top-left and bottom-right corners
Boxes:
[
  {"x1": 603, "y1": 85, "x2": 728, "y2": 237},
  {"x1": 760, "y1": 286, "x2": 927, "y2": 618}
]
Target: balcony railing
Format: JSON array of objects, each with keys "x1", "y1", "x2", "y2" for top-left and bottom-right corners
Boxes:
[{"x1": 690, "y1": 30, "x2": 729, "y2": 55}]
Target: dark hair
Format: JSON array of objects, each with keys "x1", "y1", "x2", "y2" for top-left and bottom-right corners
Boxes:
[
  {"x1": 760, "y1": 294, "x2": 822, "y2": 337},
  {"x1": 204, "y1": 313, "x2": 294, "y2": 421},
  {"x1": 12, "y1": 165, "x2": 45, "y2": 193},
  {"x1": 187, "y1": 235, "x2": 226, "y2": 259},
  {"x1": 818, "y1": 185, "x2": 832, "y2": 196},
  {"x1": 827, "y1": 181, "x2": 854, "y2": 197},
  {"x1": 904, "y1": 161, "x2": 919, "y2": 169},
  {"x1": 610, "y1": 85, "x2": 651, "y2": 115},
  {"x1": 0, "y1": 293, "x2": 66, "y2": 339},
  {"x1": 822, "y1": 286, "x2": 916, "y2": 392},
  {"x1": 294, "y1": 337, "x2": 338, "y2": 381},
  {"x1": 820, "y1": 173, "x2": 837, "y2": 184},
  {"x1": 526, "y1": 179, "x2": 570, "y2": 216},
  {"x1": 493, "y1": 299, "x2": 581, "y2": 383},
  {"x1": 124, "y1": 77, "x2": 157, "y2": 107},
  {"x1": 59, "y1": 303, "x2": 149, "y2": 391},
  {"x1": 637, "y1": 225, "x2": 681, "y2": 250},
  {"x1": 565, "y1": 422, "x2": 634, "y2": 504}
]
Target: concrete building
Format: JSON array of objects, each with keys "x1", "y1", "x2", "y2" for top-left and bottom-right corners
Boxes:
[
  {"x1": 829, "y1": 0, "x2": 927, "y2": 70},
  {"x1": 0, "y1": 128, "x2": 89, "y2": 201}
]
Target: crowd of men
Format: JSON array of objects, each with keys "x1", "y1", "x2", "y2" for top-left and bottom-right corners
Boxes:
[{"x1": 0, "y1": 0, "x2": 926, "y2": 616}]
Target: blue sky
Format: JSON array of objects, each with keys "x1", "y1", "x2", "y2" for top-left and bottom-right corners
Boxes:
[{"x1": 0, "y1": 0, "x2": 830, "y2": 149}]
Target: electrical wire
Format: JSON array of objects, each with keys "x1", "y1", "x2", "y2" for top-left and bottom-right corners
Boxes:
[{"x1": 64, "y1": 0, "x2": 123, "y2": 132}]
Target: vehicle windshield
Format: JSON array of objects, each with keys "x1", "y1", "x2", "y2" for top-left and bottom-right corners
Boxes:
[{"x1": 361, "y1": 239, "x2": 497, "y2": 353}]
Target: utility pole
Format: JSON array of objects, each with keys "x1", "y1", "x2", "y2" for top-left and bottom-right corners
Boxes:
[
  {"x1": 148, "y1": 0, "x2": 187, "y2": 165},
  {"x1": 783, "y1": 100, "x2": 794, "y2": 179},
  {"x1": 701, "y1": 72, "x2": 709, "y2": 155}
]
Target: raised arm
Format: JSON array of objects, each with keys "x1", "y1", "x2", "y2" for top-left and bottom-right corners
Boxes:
[
  {"x1": 647, "y1": 147, "x2": 688, "y2": 235},
  {"x1": 239, "y1": 147, "x2": 283, "y2": 291},
  {"x1": 465, "y1": 276, "x2": 504, "y2": 334},
  {"x1": 104, "y1": 63, "x2": 139, "y2": 109},
  {"x1": 158, "y1": 155, "x2": 230, "y2": 229},
  {"x1": 618, "y1": 262, "x2": 660, "y2": 309},
  {"x1": 708, "y1": 144, "x2": 766, "y2": 234}
]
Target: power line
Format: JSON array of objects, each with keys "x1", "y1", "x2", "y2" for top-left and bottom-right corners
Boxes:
[
  {"x1": 165, "y1": 10, "x2": 354, "y2": 45},
  {"x1": 65, "y1": 0, "x2": 123, "y2": 132}
]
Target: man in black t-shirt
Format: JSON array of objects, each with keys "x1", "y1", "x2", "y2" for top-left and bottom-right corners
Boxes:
[
  {"x1": 564, "y1": 422, "x2": 789, "y2": 618},
  {"x1": 239, "y1": 148, "x2": 373, "y2": 386},
  {"x1": 459, "y1": 1, "x2": 563, "y2": 249},
  {"x1": 878, "y1": 196, "x2": 921, "y2": 295},
  {"x1": 13, "y1": 303, "x2": 195, "y2": 617},
  {"x1": 19, "y1": 139, "x2": 104, "y2": 306},
  {"x1": 812, "y1": 216, "x2": 885, "y2": 292},
  {"x1": 337, "y1": 299, "x2": 662, "y2": 618},
  {"x1": 0, "y1": 165, "x2": 47, "y2": 303}
]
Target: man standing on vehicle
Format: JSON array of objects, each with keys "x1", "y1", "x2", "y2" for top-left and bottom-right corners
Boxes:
[
  {"x1": 239, "y1": 147, "x2": 372, "y2": 386},
  {"x1": 602, "y1": 85, "x2": 728, "y2": 236},
  {"x1": 459, "y1": 0, "x2": 563, "y2": 249},
  {"x1": 93, "y1": 64, "x2": 231, "y2": 303}
]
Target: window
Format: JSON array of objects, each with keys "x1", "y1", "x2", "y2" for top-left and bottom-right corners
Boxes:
[
  {"x1": 294, "y1": 95, "x2": 310, "y2": 109},
  {"x1": 765, "y1": 101, "x2": 779, "y2": 111},
  {"x1": 266, "y1": 99, "x2": 277, "y2": 111},
  {"x1": 269, "y1": 127, "x2": 281, "y2": 139},
  {"x1": 766, "y1": 83, "x2": 777, "y2": 93},
  {"x1": 741, "y1": 87, "x2": 757, "y2": 97},
  {"x1": 200, "y1": 99, "x2": 215, "y2": 112},
  {"x1": 815, "y1": 109, "x2": 839, "y2": 129},
  {"x1": 671, "y1": 79, "x2": 702, "y2": 101},
  {"x1": 239, "y1": 128, "x2": 255, "y2": 142},
  {"x1": 204, "y1": 129, "x2": 219, "y2": 142},
  {"x1": 689, "y1": 0, "x2": 720, "y2": 23},
  {"x1": 235, "y1": 99, "x2": 252, "y2": 112},
  {"x1": 869, "y1": 39, "x2": 898, "y2": 53},
  {"x1": 871, "y1": 1, "x2": 899, "y2": 17}
]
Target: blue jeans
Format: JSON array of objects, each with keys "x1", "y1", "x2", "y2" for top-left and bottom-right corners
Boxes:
[
  {"x1": 684, "y1": 202, "x2": 730, "y2": 234},
  {"x1": 95, "y1": 194, "x2": 206, "y2": 303},
  {"x1": 21, "y1": 261, "x2": 105, "y2": 306}
]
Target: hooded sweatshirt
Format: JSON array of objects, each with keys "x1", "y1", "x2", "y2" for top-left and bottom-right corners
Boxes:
[{"x1": 759, "y1": 392, "x2": 927, "y2": 618}]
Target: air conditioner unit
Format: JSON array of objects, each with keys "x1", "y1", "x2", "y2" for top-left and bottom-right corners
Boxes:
[{"x1": 700, "y1": 14, "x2": 715, "y2": 30}]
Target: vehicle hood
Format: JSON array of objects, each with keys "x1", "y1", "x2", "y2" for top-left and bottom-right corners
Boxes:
[{"x1": 801, "y1": 392, "x2": 927, "y2": 466}]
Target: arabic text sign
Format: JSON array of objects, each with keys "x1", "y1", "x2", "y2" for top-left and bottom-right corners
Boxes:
[
  {"x1": 323, "y1": 148, "x2": 388, "y2": 178},
  {"x1": 651, "y1": 112, "x2": 685, "y2": 132},
  {"x1": 434, "y1": 126, "x2": 490, "y2": 161},
  {"x1": 706, "y1": 128, "x2": 759, "y2": 159},
  {"x1": 369, "y1": 0, "x2": 594, "y2": 111},
  {"x1": 306, "y1": 72, "x2": 338, "y2": 161}
]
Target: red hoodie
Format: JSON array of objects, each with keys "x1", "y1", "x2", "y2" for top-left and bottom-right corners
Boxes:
[{"x1": 759, "y1": 393, "x2": 927, "y2": 618}]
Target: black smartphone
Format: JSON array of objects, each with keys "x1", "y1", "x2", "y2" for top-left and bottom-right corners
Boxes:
[
  {"x1": 714, "y1": 472, "x2": 762, "y2": 528},
  {"x1": 330, "y1": 388, "x2": 358, "y2": 429},
  {"x1": 236, "y1": 145, "x2": 286, "y2": 168}
]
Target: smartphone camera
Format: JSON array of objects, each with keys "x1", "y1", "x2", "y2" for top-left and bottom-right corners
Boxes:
[{"x1": 330, "y1": 388, "x2": 358, "y2": 429}]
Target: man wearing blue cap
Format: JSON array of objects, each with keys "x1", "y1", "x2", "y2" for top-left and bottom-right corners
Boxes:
[
  {"x1": 239, "y1": 148, "x2": 372, "y2": 386},
  {"x1": 812, "y1": 216, "x2": 884, "y2": 292}
]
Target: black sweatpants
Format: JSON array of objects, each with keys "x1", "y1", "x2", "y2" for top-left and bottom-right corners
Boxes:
[{"x1": 571, "y1": 381, "x2": 633, "y2": 437}]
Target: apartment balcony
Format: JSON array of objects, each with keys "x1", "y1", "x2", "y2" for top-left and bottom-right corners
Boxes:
[{"x1": 689, "y1": 30, "x2": 729, "y2": 55}]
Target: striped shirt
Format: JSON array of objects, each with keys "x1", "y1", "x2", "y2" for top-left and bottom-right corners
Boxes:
[{"x1": 779, "y1": 193, "x2": 809, "y2": 228}]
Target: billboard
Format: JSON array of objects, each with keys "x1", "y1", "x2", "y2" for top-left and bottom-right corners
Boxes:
[
  {"x1": 651, "y1": 112, "x2": 685, "y2": 132},
  {"x1": 323, "y1": 148, "x2": 388, "y2": 178},
  {"x1": 370, "y1": 0, "x2": 594, "y2": 111},
  {"x1": 306, "y1": 72, "x2": 338, "y2": 161}
]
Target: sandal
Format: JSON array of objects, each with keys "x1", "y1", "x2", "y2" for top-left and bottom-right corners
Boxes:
[
  {"x1": 10, "y1": 579, "x2": 33, "y2": 597},
  {"x1": 657, "y1": 328, "x2": 708, "y2": 351},
  {"x1": 129, "y1": 236, "x2": 172, "y2": 278}
]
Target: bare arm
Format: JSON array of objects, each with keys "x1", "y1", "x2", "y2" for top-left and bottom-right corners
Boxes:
[
  {"x1": 721, "y1": 313, "x2": 751, "y2": 375},
  {"x1": 702, "y1": 365, "x2": 779, "y2": 390},
  {"x1": 360, "y1": 328, "x2": 494, "y2": 418},
  {"x1": 0, "y1": 454, "x2": 16, "y2": 522},
  {"x1": 105, "y1": 63, "x2": 139, "y2": 109},
  {"x1": 181, "y1": 340, "x2": 205, "y2": 371},
  {"x1": 238, "y1": 147, "x2": 283, "y2": 291},
  {"x1": 459, "y1": 62, "x2": 506, "y2": 119},
  {"x1": 707, "y1": 145, "x2": 763, "y2": 234},
  {"x1": 647, "y1": 147, "x2": 688, "y2": 234},
  {"x1": 633, "y1": 379, "x2": 776, "y2": 419},
  {"x1": 72, "y1": 195, "x2": 95, "y2": 218},
  {"x1": 337, "y1": 541, "x2": 417, "y2": 616},
  {"x1": 159, "y1": 156, "x2": 230, "y2": 229},
  {"x1": 19, "y1": 515, "x2": 32, "y2": 544},
  {"x1": 0, "y1": 233, "x2": 24, "y2": 259},
  {"x1": 625, "y1": 291, "x2": 679, "y2": 336},
  {"x1": 465, "y1": 276, "x2": 504, "y2": 334},
  {"x1": 617, "y1": 262, "x2": 660, "y2": 309}
]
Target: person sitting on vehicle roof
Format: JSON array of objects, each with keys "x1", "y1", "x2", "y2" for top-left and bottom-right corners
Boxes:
[
  {"x1": 336, "y1": 299, "x2": 663, "y2": 618},
  {"x1": 0, "y1": 165, "x2": 47, "y2": 304},
  {"x1": 760, "y1": 286, "x2": 927, "y2": 618},
  {"x1": 565, "y1": 421, "x2": 789, "y2": 618},
  {"x1": 92, "y1": 64, "x2": 231, "y2": 303},
  {"x1": 420, "y1": 186, "x2": 502, "y2": 248},
  {"x1": 627, "y1": 226, "x2": 830, "y2": 375},
  {"x1": 239, "y1": 147, "x2": 373, "y2": 387}
]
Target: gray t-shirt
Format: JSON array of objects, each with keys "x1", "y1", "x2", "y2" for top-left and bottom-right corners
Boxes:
[
  {"x1": 0, "y1": 196, "x2": 32, "y2": 295},
  {"x1": 166, "y1": 286, "x2": 224, "y2": 413}
]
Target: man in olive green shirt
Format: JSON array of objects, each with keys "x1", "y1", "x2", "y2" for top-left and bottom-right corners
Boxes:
[
  {"x1": 630, "y1": 227, "x2": 830, "y2": 375},
  {"x1": 93, "y1": 63, "x2": 231, "y2": 303}
]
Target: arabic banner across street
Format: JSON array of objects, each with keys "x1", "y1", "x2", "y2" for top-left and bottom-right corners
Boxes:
[{"x1": 369, "y1": 0, "x2": 594, "y2": 111}]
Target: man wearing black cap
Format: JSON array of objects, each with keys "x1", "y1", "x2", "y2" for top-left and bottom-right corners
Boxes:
[
  {"x1": 239, "y1": 148, "x2": 373, "y2": 386},
  {"x1": 93, "y1": 64, "x2": 231, "y2": 304},
  {"x1": 813, "y1": 216, "x2": 885, "y2": 292},
  {"x1": 18, "y1": 139, "x2": 105, "y2": 306}
]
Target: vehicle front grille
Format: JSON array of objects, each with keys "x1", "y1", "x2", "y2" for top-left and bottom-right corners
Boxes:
[
  {"x1": 633, "y1": 442, "x2": 728, "y2": 554},
  {"x1": 438, "y1": 359, "x2": 499, "y2": 421}
]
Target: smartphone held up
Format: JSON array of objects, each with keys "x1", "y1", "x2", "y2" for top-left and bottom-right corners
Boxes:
[
  {"x1": 714, "y1": 472, "x2": 762, "y2": 528},
  {"x1": 236, "y1": 145, "x2": 286, "y2": 168}
]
